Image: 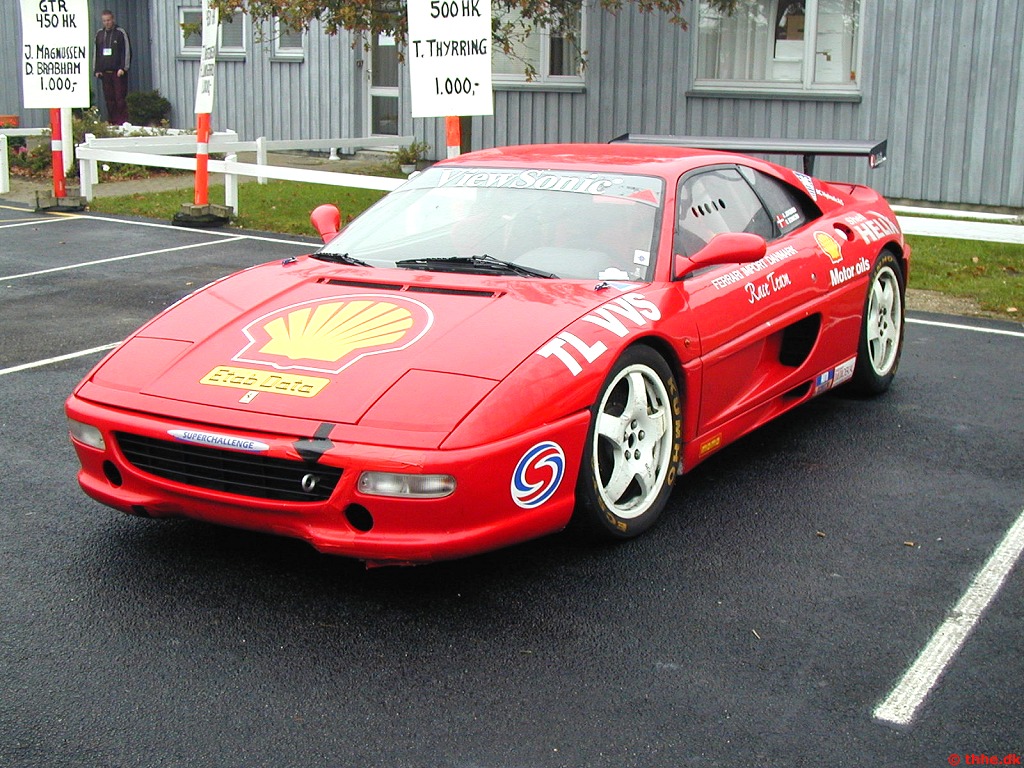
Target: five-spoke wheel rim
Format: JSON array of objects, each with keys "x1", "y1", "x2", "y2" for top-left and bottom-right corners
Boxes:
[
  {"x1": 866, "y1": 265, "x2": 902, "y2": 376},
  {"x1": 592, "y1": 363, "x2": 674, "y2": 519}
]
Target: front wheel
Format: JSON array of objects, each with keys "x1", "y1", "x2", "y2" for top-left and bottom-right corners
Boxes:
[
  {"x1": 574, "y1": 346, "x2": 681, "y2": 539},
  {"x1": 848, "y1": 250, "x2": 905, "y2": 395}
]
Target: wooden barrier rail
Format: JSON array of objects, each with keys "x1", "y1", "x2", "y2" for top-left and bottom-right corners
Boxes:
[{"x1": 73, "y1": 133, "x2": 412, "y2": 213}]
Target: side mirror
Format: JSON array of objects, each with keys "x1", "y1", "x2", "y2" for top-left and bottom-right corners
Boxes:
[
  {"x1": 674, "y1": 232, "x2": 767, "y2": 279},
  {"x1": 310, "y1": 204, "x2": 342, "y2": 243}
]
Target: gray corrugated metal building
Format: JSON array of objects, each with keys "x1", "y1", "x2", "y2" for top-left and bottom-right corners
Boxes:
[{"x1": 3, "y1": 0, "x2": 1022, "y2": 209}]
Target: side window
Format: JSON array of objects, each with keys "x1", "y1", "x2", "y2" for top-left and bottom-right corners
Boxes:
[
  {"x1": 739, "y1": 166, "x2": 821, "y2": 237},
  {"x1": 675, "y1": 167, "x2": 773, "y2": 256}
]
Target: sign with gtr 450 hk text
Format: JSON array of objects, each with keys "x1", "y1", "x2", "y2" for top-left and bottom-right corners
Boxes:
[
  {"x1": 407, "y1": 0, "x2": 493, "y2": 118},
  {"x1": 20, "y1": 0, "x2": 91, "y2": 109}
]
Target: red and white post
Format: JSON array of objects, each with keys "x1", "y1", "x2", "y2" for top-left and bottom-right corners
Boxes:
[
  {"x1": 49, "y1": 108, "x2": 67, "y2": 199},
  {"x1": 193, "y1": 112, "x2": 211, "y2": 206},
  {"x1": 446, "y1": 115, "x2": 461, "y2": 159}
]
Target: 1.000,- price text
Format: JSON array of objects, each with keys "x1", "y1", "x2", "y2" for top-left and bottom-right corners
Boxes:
[{"x1": 435, "y1": 77, "x2": 477, "y2": 96}]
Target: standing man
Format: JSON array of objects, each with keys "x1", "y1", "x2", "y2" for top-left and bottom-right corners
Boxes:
[{"x1": 94, "y1": 9, "x2": 131, "y2": 125}]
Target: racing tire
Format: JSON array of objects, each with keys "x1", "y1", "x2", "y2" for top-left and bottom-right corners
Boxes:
[
  {"x1": 574, "y1": 345, "x2": 682, "y2": 540},
  {"x1": 848, "y1": 250, "x2": 905, "y2": 396}
]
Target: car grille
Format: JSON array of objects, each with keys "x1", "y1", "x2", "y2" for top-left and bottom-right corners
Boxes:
[{"x1": 114, "y1": 432, "x2": 342, "y2": 502}]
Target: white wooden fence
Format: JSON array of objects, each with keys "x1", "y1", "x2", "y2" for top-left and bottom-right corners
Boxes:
[
  {"x1": 73, "y1": 132, "x2": 410, "y2": 213},
  {"x1": 0, "y1": 128, "x2": 48, "y2": 195},
  {"x1": 1, "y1": 128, "x2": 409, "y2": 210}
]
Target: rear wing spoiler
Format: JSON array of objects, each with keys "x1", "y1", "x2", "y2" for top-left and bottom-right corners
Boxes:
[{"x1": 609, "y1": 134, "x2": 887, "y2": 176}]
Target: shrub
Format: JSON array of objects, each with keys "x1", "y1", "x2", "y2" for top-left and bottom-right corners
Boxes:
[
  {"x1": 7, "y1": 141, "x2": 51, "y2": 176},
  {"x1": 74, "y1": 107, "x2": 118, "y2": 142},
  {"x1": 127, "y1": 90, "x2": 172, "y2": 126},
  {"x1": 395, "y1": 140, "x2": 430, "y2": 165},
  {"x1": 5, "y1": 107, "x2": 186, "y2": 180}
]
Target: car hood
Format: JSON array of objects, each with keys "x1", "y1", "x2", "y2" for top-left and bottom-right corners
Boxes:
[{"x1": 87, "y1": 258, "x2": 643, "y2": 432}]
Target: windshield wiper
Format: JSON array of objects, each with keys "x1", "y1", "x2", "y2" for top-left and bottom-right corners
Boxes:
[
  {"x1": 312, "y1": 252, "x2": 372, "y2": 267},
  {"x1": 395, "y1": 254, "x2": 557, "y2": 279}
]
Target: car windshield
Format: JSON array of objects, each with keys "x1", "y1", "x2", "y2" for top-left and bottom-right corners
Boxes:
[{"x1": 316, "y1": 166, "x2": 664, "y2": 281}]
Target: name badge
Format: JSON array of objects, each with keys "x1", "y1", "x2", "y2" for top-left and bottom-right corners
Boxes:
[{"x1": 103, "y1": 47, "x2": 113, "y2": 56}]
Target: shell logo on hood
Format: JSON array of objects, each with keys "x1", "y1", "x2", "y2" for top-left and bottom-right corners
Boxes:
[{"x1": 234, "y1": 294, "x2": 434, "y2": 375}]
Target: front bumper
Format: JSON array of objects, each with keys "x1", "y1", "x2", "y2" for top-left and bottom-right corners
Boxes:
[{"x1": 66, "y1": 395, "x2": 589, "y2": 565}]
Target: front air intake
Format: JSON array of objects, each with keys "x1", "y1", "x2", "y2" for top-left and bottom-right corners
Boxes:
[{"x1": 115, "y1": 432, "x2": 342, "y2": 503}]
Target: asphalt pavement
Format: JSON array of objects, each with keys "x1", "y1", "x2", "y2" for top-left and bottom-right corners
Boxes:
[{"x1": 1, "y1": 202, "x2": 1023, "y2": 768}]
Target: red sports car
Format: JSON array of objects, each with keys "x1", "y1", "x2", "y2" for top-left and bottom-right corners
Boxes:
[{"x1": 66, "y1": 138, "x2": 908, "y2": 565}]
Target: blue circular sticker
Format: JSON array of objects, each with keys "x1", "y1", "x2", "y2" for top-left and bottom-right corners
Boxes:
[{"x1": 511, "y1": 441, "x2": 565, "y2": 509}]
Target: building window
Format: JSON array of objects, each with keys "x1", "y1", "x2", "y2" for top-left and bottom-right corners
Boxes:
[
  {"x1": 694, "y1": 0, "x2": 861, "y2": 95},
  {"x1": 179, "y1": 6, "x2": 247, "y2": 59},
  {"x1": 271, "y1": 17, "x2": 304, "y2": 60},
  {"x1": 492, "y1": 7, "x2": 584, "y2": 86},
  {"x1": 179, "y1": 8, "x2": 203, "y2": 55},
  {"x1": 217, "y1": 9, "x2": 247, "y2": 56}
]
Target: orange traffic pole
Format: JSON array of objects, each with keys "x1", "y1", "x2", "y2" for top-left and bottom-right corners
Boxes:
[
  {"x1": 445, "y1": 115, "x2": 461, "y2": 159},
  {"x1": 49, "y1": 108, "x2": 66, "y2": 198},
  {"x1": 194, "y1": 112, "x2": 211, "y2": 206}
]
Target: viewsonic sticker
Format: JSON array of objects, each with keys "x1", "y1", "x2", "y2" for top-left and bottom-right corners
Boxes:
[{"x1": 511, "y1": 441, "x2": 566, "y2": 508}]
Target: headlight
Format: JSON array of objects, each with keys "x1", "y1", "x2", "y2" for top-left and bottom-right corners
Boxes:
[
  {"x1": 357, "y1": 471, "x2": 456, "y2": 499},
  {"x1": 68, "y1": 419, "x2": 106, "y2": 451}
]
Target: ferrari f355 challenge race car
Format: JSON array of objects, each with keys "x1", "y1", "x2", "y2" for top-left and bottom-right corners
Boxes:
[{"x1": 66, "y1": 136, "x2": 908, "y2": 565}]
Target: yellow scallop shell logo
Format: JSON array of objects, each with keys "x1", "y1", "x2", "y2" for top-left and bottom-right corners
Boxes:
[
  {"x1": 234, "y1": 295, "x2": 434, "y2": 374},
  {"x1": 815, "y1": 231, "x2": 843, "y2": 264}
]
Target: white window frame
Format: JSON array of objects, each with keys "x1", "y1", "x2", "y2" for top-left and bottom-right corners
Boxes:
[
  {"x1": 178, "y1": 6, "x2": 247, "y2": 60},
  {"x1": 492, "y1": 9, "x2": 587, "y2": 91},
  {"x1": 271, "y1": 17, "x2": 305, "y2": 61},
  {"x1": 178, "y1": 8, "x2": 203, "y2": 56},
  {"x1": 216, "y1": 9, "x2": 248, "y2": 59},
  {"x1": 691, "y1": 0, "x2": 865, "y2": 99}
]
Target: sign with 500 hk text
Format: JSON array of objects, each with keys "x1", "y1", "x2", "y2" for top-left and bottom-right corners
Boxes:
[
  {"x1": 407, "y1": 0, "x2": 493, "y2": 118},
  {"x1": 20, "y1": 0, "x2": 91, "y2": 109}
]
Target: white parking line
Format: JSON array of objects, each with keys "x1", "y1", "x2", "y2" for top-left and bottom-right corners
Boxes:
[
  {"x1": 1, "y1": 206, "x2": 317, "y2": 247},
  {"x1": 0, "y1": 237, "x2": 245, "y2": 282},
  {"x1": 0, "y1": 343, "x2": 119, "y2": 377},
  {"x1": 0, "y1": 215, "x2": 80, "y2": 229},
  {"x1": 907, "y1": 318, "x2": 1024, "y2": 339},
  {"x1": 83, "y1": 213, "x2": 319, "y2": 246},
  {"x1": 874, "y1": 506, "x2": 1024, "y2": 726}
]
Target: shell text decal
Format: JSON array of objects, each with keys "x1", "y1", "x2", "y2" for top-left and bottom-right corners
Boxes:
[{"x1": 200, "y1": 366, "x2": 330, "y2": 398}]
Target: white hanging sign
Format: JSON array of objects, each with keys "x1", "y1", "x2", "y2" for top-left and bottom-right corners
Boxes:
[
  {"x1": 20, "y1": 0, "x2": 91, "y2": 109},
  {"x1": 193, "y1": 0, "x2": 219, "y2": 114},
  {"x1": 407, "y1": 0, "x2": 494, "y2": 118}
]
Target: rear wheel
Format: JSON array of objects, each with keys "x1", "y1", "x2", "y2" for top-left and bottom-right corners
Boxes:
[
  {"x1": 575, "y1": 346, "x2": 681, "y2": 539},
  {"x1": 849, "y1": 250, "x2": 905, "y2": 395}
]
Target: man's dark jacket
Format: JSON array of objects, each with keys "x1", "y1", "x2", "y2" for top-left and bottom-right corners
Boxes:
[{"x1": 94, "y1": 25, "x2": 131, "y2": 73}]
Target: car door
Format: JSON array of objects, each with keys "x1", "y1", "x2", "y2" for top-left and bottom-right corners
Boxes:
[{"x1": 677, "y1": 164, "x2": 829, "y2": 436}]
